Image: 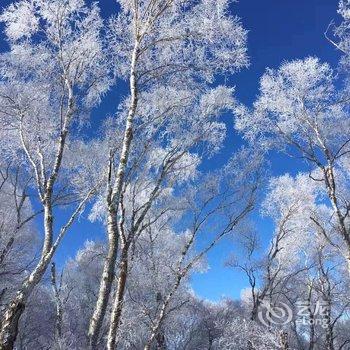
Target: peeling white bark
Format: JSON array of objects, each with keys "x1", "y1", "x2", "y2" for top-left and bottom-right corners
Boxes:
[{"x1": 89, "y1": 38, "x2": 140, "y2": 349}]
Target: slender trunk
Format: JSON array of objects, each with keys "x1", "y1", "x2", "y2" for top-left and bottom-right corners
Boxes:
[
  {"x1": 324, "y1": 302, "x2": 334, "y2": 350},
  {"x1": 0, "y1": 202, "x2": 54, "y2": 350},
  {"x1": 0, "y1": 189, "x2": 88, "y2": 350},
  {"x1": 0, "y1": 176, "x2": 89, "y2": 350},
  {"x1": 0, "y1": 184, "x2": 89, "y2": 350},
  {"x1": 143, "y1": 198, "x2": 254, "y2": 350},
  {"x1": 92, "y1": 39, "x2": 139, "y2": 349},
  {"x1": 106, "y1": 244, "x2": 128, "y2": 350},
  {"x1": 250, "y1": 296, "x2": 260, "y2": 321},
  {"x1": 144, "y1": 277, "x2": 181, "y2": 350},
  {"x1": 307, "y1": 285, "x2": 315, "y2": 350},
  {"x1": 323, "y1": 166, "x2": 350, "y2": 274},
  {"x1": 0, "y1": 82, "x2": 74, "y2": 350},
  {"x1": 0, "y1": 253, "x2": 53, "y2": 349},
  {"x1": 51, "y1": 262, "x2": 63, "y2": 347},
  {"x1": 0, "y1": 79, "x2": 76, "y2": 350},
  {"x1": 88, "y1": 209, "x2": 118, "y2": 348},
  {"x1": 109, "y1": 38, "x2": 139, "y2": 210},
  {"x1": 308, "y1": 311, "x2": 315, "y2": 350},
  {"x1": 42, "y1": 199, "x2": 54, "y2": 254},
  {"x1": 347, "y1": 256, "x2": 350, "y2": 277}
]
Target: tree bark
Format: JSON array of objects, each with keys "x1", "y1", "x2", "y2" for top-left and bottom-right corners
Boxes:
[
  {"x1": 0, "y1": 81, "x2": 75, "y2": 350},
  {"x1": 51, "y1": 262, "x2": 63, "y2": 347},
  {"x1": 324, "y1": 302, "x2": 334, "y2": 350},
  {"x1": 88, "y1": 209, "x2": 118, "y2": 348},
  {"x1": 0, "y1": 198, "x2": 55, "y2": 350},
  {"x1": 144, "y1": 277, "x2": 181, "y2": 350},
  {"x1": 90, "y1": 37, "x2": 139, "y2": 349},
  {"x1": 106, "y1": 244, "x2": 128, "y2": 350},
  {"x1": 323, "y1": 166, "x2": 350, "y2": 275},
  {"x1": 0, "y1": 253, "x2": 53, "y2": 349}
]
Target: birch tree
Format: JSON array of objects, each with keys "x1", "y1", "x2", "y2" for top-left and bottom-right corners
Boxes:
[
  {"x1": 89, "y1": 0, "x2": 248, "y2": 347},
  {"x1": 0, "y1": 1, "x2": 111, "y2": 348},
  {"x1": 0, "y1": 164, "x2": 39, "y2": 312},
  {"x1": 106, "y1": 88, "x2": 236, "y2": 349},
  {"x1": 235, "y1": 57, "x2": 350, "y2": 274},
  {"x1": 327, "y1": 1, "x2": 350, "y2": 75},
  {"x1": 254, "y1": 174, "x2": 350, "y2": 350},
  {"x1": 142, "y1": 149, "x2": 261, "y2": 350}
]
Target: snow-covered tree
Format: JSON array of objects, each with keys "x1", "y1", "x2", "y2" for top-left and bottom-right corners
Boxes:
[
  {"x1": 88, "y1": 0, "x2": 249, "y2": 348},
  {"x1": 234, "y1": 173, "x2": 350, "y2": 349},
  {"x1": 0, "y1": 164, "x2": 39, "y2": 312},
  {"x1": 0, "y1": 0, "x2": 111, "y2": 347},
  {"x1": 235, "y1": 57, "x2": 350, "y2": 274}
]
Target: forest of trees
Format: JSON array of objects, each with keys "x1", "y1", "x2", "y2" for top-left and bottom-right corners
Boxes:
[{"x1": 0, "y1": 0, "x2": 349, "y2": 349}]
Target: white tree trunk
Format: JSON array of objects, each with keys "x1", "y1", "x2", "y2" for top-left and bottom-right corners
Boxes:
[
  {"x1": 89, "y1": 39, "x2": 139, "y2": 349},
  {"x1": 51, "y1": 262, "x2": 63, "y2": 347},
  {"x1": 323, "y1": 165, "x2": 350, "y2": 275},
  {"x1": 144, "y1": 278, "x2": 181, "y2": 350},
  {"x1": 106, "y1": 242, "x2": 128, "y2": 350},
  {"x1": 88, "y1": 209, "x2": 118, "y2": 348},
  {"x1": 0, "y1": 246, "x2": 53, "y2": 349},
  {"x1": 0, "y1": 83, "x2": 75, "y2": 348},
  {"x1": 0, "y1": 197, "x2": 55, "y2": 350}
]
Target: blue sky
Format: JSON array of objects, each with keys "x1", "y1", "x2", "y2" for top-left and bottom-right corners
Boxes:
[
  {"x1": 0, "y1": 0, "x2": 342, "y2": 301},
  {"x1": 191, "y1": 0, "x2": 342, "y2": 301},
  {"x1": 180, "y1": 0, "x2": 341, "y2": 301}
]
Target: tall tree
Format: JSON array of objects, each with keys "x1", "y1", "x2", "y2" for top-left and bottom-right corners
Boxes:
[
  {"x1": 0, "y1": 1, "x2": 111, "y2": 348},
  {"x1": 235, "y1": 57, "x2": 350, "y2": 274},
  {"x1": 88, "y1": 0, "x2": 248, "y2": 347},
  {"x1": 141, "y1": 149, "x2": 261, "y2": 350}
]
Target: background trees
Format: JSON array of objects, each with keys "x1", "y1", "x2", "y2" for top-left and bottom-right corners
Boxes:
[{"x1": 235, "y1": 57, "x2": 350, "y2": 275}]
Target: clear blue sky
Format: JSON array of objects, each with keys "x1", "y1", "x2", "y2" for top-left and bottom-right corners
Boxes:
[
  {"x1": 0, "y1": 0, "x2": 341, "y2": 301},
  {"x1": 182, "y1": 0, "x2": 339, "y2": 300},
  {"x1": 193, "y1": 0, "x2": 341, "y2": 301}
]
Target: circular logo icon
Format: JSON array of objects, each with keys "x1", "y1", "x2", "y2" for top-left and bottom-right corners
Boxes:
[{"x1": 258, "y1": 300, "x2": 293, "y2": 327}]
